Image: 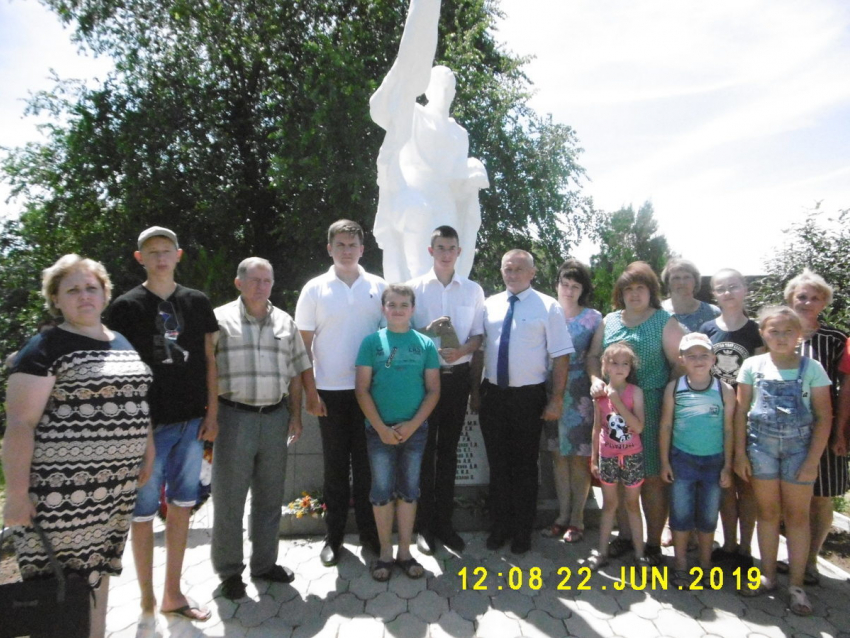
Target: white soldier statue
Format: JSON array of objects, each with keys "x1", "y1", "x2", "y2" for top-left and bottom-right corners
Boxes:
[{"x1": 370, "y1": 0, "x2": 489, "y2": 283}]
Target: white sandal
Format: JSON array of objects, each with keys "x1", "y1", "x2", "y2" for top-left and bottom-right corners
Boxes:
[
  {"x1": 740, "y1": 574, "x2": 776, "y2": 598},
  {"x1": 135, "y1": 614, "x2": 163, "y2": 638},
  {"x1": 586, "y1": 551, "x2": 609, "y2": 571},
  {"x1": 788, "y1": 585, "x2": 813, "y2": 616}
]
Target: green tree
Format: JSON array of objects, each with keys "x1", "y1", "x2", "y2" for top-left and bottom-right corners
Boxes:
[
  {"x1": 750, "y1": 205, "x2": 849, "y2": 332},
  {"x1": 0, "y1": 0, "x2": 595, "y2": 428},
  {"x1": 588, "y1": 201, "x2": 672, "y2": 313},
  {"x1": 1, "y1": 0, "x2": 592, "y2": 326}
]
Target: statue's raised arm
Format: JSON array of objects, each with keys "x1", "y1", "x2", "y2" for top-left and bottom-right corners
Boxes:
[
  {"x1": 369, "y1": 0, "x2": 441, "y2": 133},
  {"x1": 371, "y1": 0, "x2": 489, "y2": 283}
]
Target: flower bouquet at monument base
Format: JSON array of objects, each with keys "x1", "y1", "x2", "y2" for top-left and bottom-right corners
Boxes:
[{"x1": 284, "y1": 491, "x2": 327, "y2": 519}]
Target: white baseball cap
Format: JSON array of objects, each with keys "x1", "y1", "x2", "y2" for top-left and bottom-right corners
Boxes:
[
  {"x1": 679, "y1": 332, "x2": 712, "y2": 353},
  {"x1": 138, "y1": 226, "x2": 179, "y2": 249}
]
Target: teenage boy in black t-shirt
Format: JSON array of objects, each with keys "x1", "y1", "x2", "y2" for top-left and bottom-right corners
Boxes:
[{"x1": 109, "y1": 227, "x2": 218, "y2": 631}]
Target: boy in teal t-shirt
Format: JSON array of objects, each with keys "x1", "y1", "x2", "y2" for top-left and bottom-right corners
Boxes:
[
  {"x1": 355, "y1": 284, "x2": 440, "y2": 582},
  {"x1": 660, "y1": 333, "x2": 736, "y2": 587}
]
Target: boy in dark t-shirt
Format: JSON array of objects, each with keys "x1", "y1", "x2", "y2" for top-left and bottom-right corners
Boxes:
[
  {"x1": 700, "y1": 318, "x2": 763, "y2": 387},
  {"x1": 110, "y1": 281, "x2": 217, "y2": 424},
  {"x1": 108, "y1": 226, "x2": 218, "y2": 630},
  {"x1": 698, "y1": 268, "x2": 763, "y2": 571}
]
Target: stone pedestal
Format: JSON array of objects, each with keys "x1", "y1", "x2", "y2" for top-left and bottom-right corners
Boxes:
[{"x1": 278, "y1": 410, "x2": 601, "y2": 537}]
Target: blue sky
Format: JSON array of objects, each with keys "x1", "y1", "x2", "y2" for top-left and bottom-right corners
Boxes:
[
  {"x1": 2, "y1": 0, "x2": 849, "y2": 275},
  {"x1": 498, "y1": 0, "x2": 850, "y2": 274}
]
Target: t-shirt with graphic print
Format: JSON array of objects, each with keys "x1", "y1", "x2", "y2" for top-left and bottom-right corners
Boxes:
[
  {"x1": 356, "y1": 328, "x2": 440, "y2": 426},
  {"x1": 699, "y1": 318, "x2": 763, "y2": 387},
  {"x1": 108, "y1": 284, "x2": 218, "y2": 426},
  {"x1": 596, "y1": 383, "x2": 643, "y2": 458}
]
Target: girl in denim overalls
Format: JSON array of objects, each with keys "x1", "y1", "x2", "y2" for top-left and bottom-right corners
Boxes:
[{"x1": 734, "y1": 307, "x2": 832, "y2": 615}]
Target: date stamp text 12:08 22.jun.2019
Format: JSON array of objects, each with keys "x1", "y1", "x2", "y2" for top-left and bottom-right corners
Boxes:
[{"x1": 458, "y1": 566, "x2": 762, "y2": 592}]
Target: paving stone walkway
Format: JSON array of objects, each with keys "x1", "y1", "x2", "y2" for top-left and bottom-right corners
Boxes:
[{"x1": 105, "y1": 502, "x2": 850, "y2": 637}]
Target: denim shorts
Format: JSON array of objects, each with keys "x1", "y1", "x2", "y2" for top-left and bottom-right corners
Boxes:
[
  {"x1": 133, "y1": 418, "x2": 204, "y2": 521},
  {"x1": 669, "y1": 447, "x2": 724, "y2": 533},
  {"x1": 747, "y1": 423, "x2": 813, "y2": 485},
  {"x1": 365, "y1": 421, "x2": 429, "y2": 505},
  {"x1": 599, "y1": 451, "x2": 644, "y2": 488}
]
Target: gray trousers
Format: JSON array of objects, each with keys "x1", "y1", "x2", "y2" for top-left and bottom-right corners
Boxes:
[{"x1": 211, "y1": 401, "x2": 289, "y2": 579}]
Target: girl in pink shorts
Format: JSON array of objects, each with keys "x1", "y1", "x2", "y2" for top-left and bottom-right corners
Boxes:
[{"x1": 588, "y1": 341, "x2": 648, "y2": 569}]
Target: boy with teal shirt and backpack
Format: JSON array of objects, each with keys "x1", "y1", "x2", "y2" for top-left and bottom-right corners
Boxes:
[
  {"x1": 355, "y1": 284, "x2": 440, "y2": 582},
  {"x1": 660, "y1": 332, "x2": 736, "y2": 588}
]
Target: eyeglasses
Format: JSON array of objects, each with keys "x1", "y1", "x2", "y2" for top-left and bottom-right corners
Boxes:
[{"x1": 713, "y1": 284, "x2": 743, "y2": 295}]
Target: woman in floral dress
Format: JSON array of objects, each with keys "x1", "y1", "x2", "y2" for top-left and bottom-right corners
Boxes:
[{"x1": 543, "y1": 260, "x2": 602, "y2": 543}]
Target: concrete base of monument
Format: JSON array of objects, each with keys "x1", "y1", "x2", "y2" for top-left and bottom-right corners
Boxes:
[
  {"x1": 278, "y1": 411, "x2": 612, "y2": 537},
  {"x1": 278, "y1": 487, "x2": 602, "y2": 537}
]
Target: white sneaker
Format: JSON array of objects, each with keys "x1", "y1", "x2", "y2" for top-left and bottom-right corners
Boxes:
[{"x1": 135, "y1": 613, "x2": 163, "y2": 638}]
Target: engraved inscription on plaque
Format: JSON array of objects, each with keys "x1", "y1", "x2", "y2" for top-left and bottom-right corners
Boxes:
[{"x1": 455, "y1": 410, "x2": 489, "y2": 485}]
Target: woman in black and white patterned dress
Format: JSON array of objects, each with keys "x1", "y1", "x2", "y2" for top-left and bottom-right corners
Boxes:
[
  {"x1": 784, "y1": 268, "x2": 848, "y2": 585},
  {"x1": 3, "y1": 255, "x2": 154, "y2": 638}
]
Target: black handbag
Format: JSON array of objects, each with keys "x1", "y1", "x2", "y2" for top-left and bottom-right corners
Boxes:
[{"x1": 0, "y1": 522, "x2": 92, "y2": 638}]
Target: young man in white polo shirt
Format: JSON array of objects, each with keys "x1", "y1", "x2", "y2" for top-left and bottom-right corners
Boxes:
[
  {"x1": 407, "y1": 226, "x2": 484, "y2": 554},
  {"x1": 478, "y1": 249, "x2": 574, "y2": 555},
  {"x1": 295, "y1": 220, "x2": 386, "y2": 566}
]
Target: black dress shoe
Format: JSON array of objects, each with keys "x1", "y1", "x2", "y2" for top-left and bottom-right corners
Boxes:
[
  {"x1": 320, "y1": 542, "x2": 341, "y2": 567},
  {"x1": 436, "y1": 529, "x2": 465, "y2": 553},
  {"x1": 360, "y1": 534, "x2": 381, "y2": 556},
  {"x1": 220, "y1": 574, "x2": 247, "y2": 600},
  {"x1": 252, "y1": 564, "x2": 295, "y2": 583},
  {"x1": 511, "y1": 535, "x2": 531, "y2": 555},
  {"x1": 416, "y1": 531, "x2": 436, "y2": 555},
  {"x1": 486, "y1": 529, "x2": 509, "y2": 551}
]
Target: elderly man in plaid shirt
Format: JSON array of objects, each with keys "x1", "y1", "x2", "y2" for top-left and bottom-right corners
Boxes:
[{"x1": 211, "y1": 257, "x2": 320, "y2": 600}]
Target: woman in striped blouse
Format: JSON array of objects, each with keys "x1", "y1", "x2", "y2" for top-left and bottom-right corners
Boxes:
[{"x1": 783, "y1": 268, "x2": 848, "y2": 585}]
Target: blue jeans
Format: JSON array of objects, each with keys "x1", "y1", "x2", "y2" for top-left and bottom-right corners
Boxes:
[
  {"x1": 747, "y1": 425, "x2": 813, "y2": 484},
  {"x1": 133, "y1": 418, "x2": 204, "y2": 521},
  {"x1": 365, "y1": 421, "x2": 429, "y2": 505},
  {"x1": 746, "y1": 357, "x2": 814, "y2": 484},
  {"x1": 669, "y1": 447, "x2": 724, "y2": 533}
]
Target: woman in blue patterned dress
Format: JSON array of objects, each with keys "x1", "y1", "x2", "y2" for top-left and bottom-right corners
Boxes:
[
  {"x1": 542, "y1": 260, "x2": 602, "y2": 542},
  {"x1": 660, "y1": 258, "x2": 720, "y2": 333},
  {"x1": 3, "y1": 255, "x2": 154, "y2": 638},
  {"x1": 588, "y1": 261, "x2": 684, "y2": 562}
]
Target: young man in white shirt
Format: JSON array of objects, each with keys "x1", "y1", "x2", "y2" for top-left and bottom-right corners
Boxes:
[
  {"x1": 407, "y1": 226, "x2": 484, "y2": 554},
  {"x1": 295, "y1": 220, "x2": 386, "y2": 566}
]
